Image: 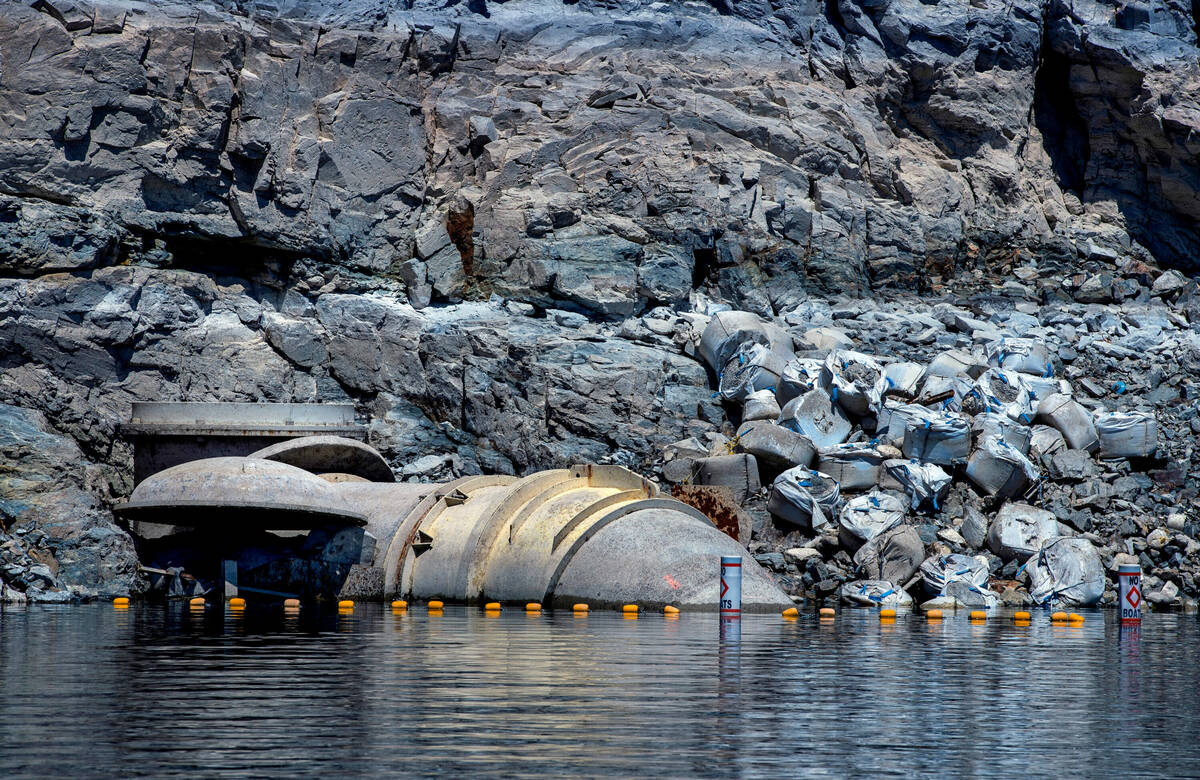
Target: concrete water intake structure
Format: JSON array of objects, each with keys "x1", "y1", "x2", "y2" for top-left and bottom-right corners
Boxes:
[{"x1": 116, "y1": 408, "x2": 790, "y2": 611}]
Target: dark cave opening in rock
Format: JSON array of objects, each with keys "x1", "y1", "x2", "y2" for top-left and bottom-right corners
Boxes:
[
  {"x1": 1033, "y1": 46, "x2": 1090, "y2": 197},
  {"x1": 692, "y1": 245, "x2": 717, "y2": 289}
]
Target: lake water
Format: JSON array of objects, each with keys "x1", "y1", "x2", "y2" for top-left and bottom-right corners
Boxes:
[{"x1": 1, "y1": 603, "x2": 1197, "y2": 778}]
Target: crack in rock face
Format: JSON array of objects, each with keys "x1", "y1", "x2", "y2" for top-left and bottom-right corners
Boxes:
[{"x1": 1, "y1": 0, "x2": 1200, "y2": 602}]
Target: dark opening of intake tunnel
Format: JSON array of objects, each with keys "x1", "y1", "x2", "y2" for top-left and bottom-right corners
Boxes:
[
  {"x1": 692, "y1": 245, "x2": 717, "y2": 289},
  {"x1": 1033, "y1": 43, "x2": 1090, "y2": 197}
]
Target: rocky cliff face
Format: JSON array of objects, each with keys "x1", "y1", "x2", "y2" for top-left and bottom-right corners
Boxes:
[{"x1": 1, "y1": 0, "x2": 1199, "y2": 600}]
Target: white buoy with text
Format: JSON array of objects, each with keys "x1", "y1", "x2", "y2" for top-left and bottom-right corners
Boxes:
[{"x1": 720, "y1": 555, "x2": 742, "y2": 618}]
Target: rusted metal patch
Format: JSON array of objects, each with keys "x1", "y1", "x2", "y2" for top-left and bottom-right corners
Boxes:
[{"x1": 670, "y1": 484, "x2": 750, "y2": 544}]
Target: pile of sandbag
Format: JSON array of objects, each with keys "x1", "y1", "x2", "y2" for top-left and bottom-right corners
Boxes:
[
  {"x1": 767, "y1": 466, "x2": 841, "y2": 531},
  {"x1": 735, "y1": 421, "x2": 815, "y2": 470},
  {"x1": 882, "y1": 459, "x2": 952, "y2": 510},
  {"x1": 817, "y1": 443, "x2": 888, "y2": 491},
  {"x1": 1094, "y1": 411, "x2": 1158, "y2": 458},
  {"x1": 820, "y1": 350, "x2": 889, "y2": 417},
  {"x1": 1025, "y1": 537, "x2": 1105, "y2": 607},
  {"x1": 778, "y1": 388, "x2": 851, "y2": 449},
  {"x1": 986, "y1": 503, "x2": 1064, "y2": 561},
  {"x1": 840, "y1": 579, "x2": 913, "y2": 607},
  {"x1": 838, "y1": 491, "x2": 907, "y2": 548}
]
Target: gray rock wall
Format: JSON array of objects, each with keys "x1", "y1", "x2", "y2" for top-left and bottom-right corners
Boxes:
[{"x1": 1, "y1": 0, "x2": 1199, "y2": 598}]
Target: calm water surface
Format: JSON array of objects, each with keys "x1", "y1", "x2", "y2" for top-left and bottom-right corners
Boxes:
[{"x1": 1, "y1": 604, "x2": 1197, "y2": 778}]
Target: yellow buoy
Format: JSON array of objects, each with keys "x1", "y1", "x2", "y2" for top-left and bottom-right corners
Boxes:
[
  {"x1": 1069, "y1": 613, "x2": 1085, "y2": 624},
  {"x1": 1051, "y1": 611, "x2": 1069, "y2": 622},
  {"x1": 1013, "y1": 611, "x2": 1031, "y2": 621},
  {"x1": 427, "y1": 600, "x2": 444, "y2": 610},
  {"x1": 819, "y1": 607, "x2": 835, "y2": 618},
  {"x1": 391, "y1": 600, "x2": 407, "y2": 609},
  {"x1": 283, "y1": 598, "x2": 301, "y2": 609},
  {"x1": 879, "y1": 608, "x2": 896, "y2": 618},
  {"x1": 189, "y1": 597, "x2": 205, "y2": 607},
  {"x1": 622, "y1": 604, "x2": 639, "y2": 614},
  {"x1": 969, "y1": 610, "x2": 987, "y2": 621},
  {"x1": 484, "y1": 602, "x2": 501, "y2": 611},
  {"x1": 525, "y1": 602, "x2": 541, "y2": 612},
  {"x1": 1014, "y1": 619, "x2": 1032, "y2": 627},
  {"x1": 229, "y1": 597, "x2": 246, "y2": 607},
  {"x1": 926, "y1": 609, "x2": 943, "y2": 620},
  {"x1": 664, "y1": 605, "x2": 681, "y2": 615},
  {"x1": 112, "y1": 597, "x2": 130, "y2": 606},
  {"x1": 573, "y1": 603, "x2": 589, "y2": 613},
  {"x1": 782, "y1": 607, "x2": 799, "y2": 618},
  {"x1": 337, "y1": 600, "x2": 354, "y2": 609}
]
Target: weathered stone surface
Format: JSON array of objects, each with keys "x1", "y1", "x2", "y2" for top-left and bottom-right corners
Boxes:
[
  {"x1": 0, "y1": 404, "x2": 142, "y2": 599},
  {"x1": 3, "y1": 0, "x2": 1200, "y2": 600}
]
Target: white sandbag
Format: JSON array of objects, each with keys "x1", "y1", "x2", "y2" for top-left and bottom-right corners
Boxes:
[
  {"x1": 694, "y1": 454, "x2": 761, "y2": 504},
  {"x1": 986, "y1": 502, "x2": 1060, "y2": 561},
  {"x1": 965, "y1": 436, "x2": 1040, "y2": 498},
  {"x1": 943, "y1": 579, "x2": 1002, "y2": 610},
  {"x1": 817, "y1": 443, "x2": 886, "y2": 491},
  {"x1": 1028, "y1": 425, "x2": 1067, "y2": 464},
  {"x1": 970, "y1": 369, "x2": 1037, "y2": 424},
  {"x1": 742, "y1": 389, "x2": 781, "y2": 422},
  {"x1": 1094, "y1": 411, "x2": 1158, "y2": 458},
  {"x1": 882, "y1": 459, "x2": 952, "y2": 511},
  {"x1": 778, "y1": 388, "x2": 852, "y2": 450},
  {"x1": 767, "y1": 467, "x2": 841, "y2": 531},
  {"x1": 839, "y1": 490, "x2": 907, "y2": 548},
  {"x1": 917, "y1": 373, "x2": 974, "y2": 412},
  {"x1": 972, "y1": 413, "x2": 1032, "y2": 454},
  {"x1": 918, "y1": 553, "x2": 990, "y2": 597},
  {"x1": 853, "y1": 525, "x2": 924, "y2": 583},
  {"x1": 883, "y1": 361, "x2": 924, "y2": 398},
  {"x1": 820, "y1": 350, "x2": 889, "y2": 417},
  {"x1": 775, "y1": 358, "x2": 825, "y2": 406},
  {"x1": 840, "y1": 579, "x2": 913, "y2": 608},
  {"x1": 877, "y1": 401, "x2": 930, "y2": 444},
  {"x1": 901, "y1": 410, "x2": 971, "y2": 466},
  {"x1": 736, "y1": 421, "x2": 816, "y2": 470},
  {"x1": 1023, "y1": 376, "x2": 1072, "y2": 403},
  {"x1": 1037, "y1": 394, "x2": 1099, "y2": 453},
  {"x1": 1025, "y1": 536, "x2": 1105, "y2": 607},
  {"x1": 925, "y1": 349, "x2": 988, "y2": 379},
  {"x1": 985, "y1": 336, "x2": 1053, "y2": 377},
  {"x1": 698, "y1": 310, "x2": 793, "y2": 372},
  {"x1": 718, "y1": 342, "x2": 789, "y2": 401}
]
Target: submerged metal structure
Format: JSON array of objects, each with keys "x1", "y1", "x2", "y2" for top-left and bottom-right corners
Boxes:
[{"x1": 118, "y1": 404, "x2": 791, "y2": 611}]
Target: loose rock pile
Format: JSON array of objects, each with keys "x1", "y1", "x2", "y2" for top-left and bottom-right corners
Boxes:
[{"x1": 657, "y1": 286, "x2": 1200, "y2": 611}]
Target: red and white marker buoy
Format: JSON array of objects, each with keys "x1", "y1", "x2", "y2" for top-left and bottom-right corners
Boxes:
[
  {"x1": 720, "y1": 555, "x2": 742, "y2": 618},
  {"x1": 1119, "y1": 563, "x2": 1142, "y2": 625}
]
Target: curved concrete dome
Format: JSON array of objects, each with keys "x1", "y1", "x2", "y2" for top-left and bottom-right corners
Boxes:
[
  {"x1": 249, "y1": 436, "x2": 394, "y2": 482},
  {"x1": 377, "y1": 464, "x2": 792, "y2": 610},
  {"x1": 550, "y1": 508, "x2": 791, "y2": 611},
  {"x1": 115, "y1": 457, "x2": 367, "y2": 529}
]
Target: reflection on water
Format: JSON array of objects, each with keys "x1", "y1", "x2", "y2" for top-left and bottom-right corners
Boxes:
[{"x1": 1, "y1": 604, "x2": 1199, "y2": 778}]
